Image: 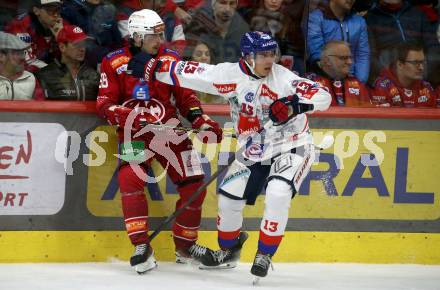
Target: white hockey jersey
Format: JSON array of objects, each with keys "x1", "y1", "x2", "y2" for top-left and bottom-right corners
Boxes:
[{"x1": 155, "y1": 59, "x2": 331, "y2": 161}]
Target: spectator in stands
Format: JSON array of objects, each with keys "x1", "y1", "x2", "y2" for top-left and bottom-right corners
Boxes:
[
  {"x1": 61, "y1": 0, "x2": 123, "y2": 69},
  {"x1": 306, "y1": 40, "x2": 371, "y2": 107},
  {"x1": 306, "y1": 0, "x2": 369, "y2": 83},
  {"x1": 438, "y1": 21, "x2": 440, "y2": 43},
  {"x1": 366, "y1": 0, "x2": 440, "y2": 85},
  {"x1": 36, "y1": 25, "x2": 99, "y2": 100},
  {"x1": 247, "y1": 0, "x2": 306, "y2": 74},
  {"x1": 185, "y1": 40, "x2": 227, "y2": 103},
  {"x1": 0, "y1": 1, "x2": 18, "y2": 30},
  {"x1": 372, "y1": 42, "x2": 439, "y2": 107},
  {"x1": 184, "y1": 0, "x2": 250, "y2": 63},
  {"x1": 5, "y1": 0, "x2": 67, "y2": 72},
  {"x1": 0, "y1": 32, "x2": 45, "y2": 100}
]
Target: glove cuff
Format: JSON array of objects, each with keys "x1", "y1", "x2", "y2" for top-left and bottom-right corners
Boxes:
[{"x1": 187, "y1": 107, "x2": 203, "y2": 123}]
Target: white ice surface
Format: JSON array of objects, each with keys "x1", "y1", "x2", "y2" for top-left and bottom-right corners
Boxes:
[{"x1": 0, "y1": 262, "x2": 439, "y2": 290}]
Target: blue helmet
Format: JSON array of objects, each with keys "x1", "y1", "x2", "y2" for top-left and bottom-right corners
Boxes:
[{"x1": 240, "y1": 31, "x2": 278, "y2": 57}]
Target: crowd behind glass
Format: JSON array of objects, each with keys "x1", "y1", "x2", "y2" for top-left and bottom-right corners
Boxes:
[{"x1": 0, "y1": 0, "x2": 439, "y2": 108}]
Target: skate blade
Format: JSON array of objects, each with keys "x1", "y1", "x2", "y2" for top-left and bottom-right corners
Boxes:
[
  {"x1": 252, "y1": 277, "x2": 260, "y2": 286},
  {"x1": 176, "y1": 256, "x2": 201, "y2": 266},
  {"x1": 134, "y1": 260, "x2": 157, "y2": 274},
  {"x1": 199, "y1": 261, "x2": 237, "y2": 270}
]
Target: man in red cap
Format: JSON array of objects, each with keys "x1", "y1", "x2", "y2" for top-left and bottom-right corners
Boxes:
[{"x1": 35, "y1": 24, "x2": 99, "y2": 100}]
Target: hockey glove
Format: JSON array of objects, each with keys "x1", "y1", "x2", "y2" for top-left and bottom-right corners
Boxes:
[
  {"x1": 106, "y1": 106, "x2": 144, "y2": 132},
  {"x1": 127, "y1": 51, "x2": 153, "y2": 78},
  {"x1": 269, "y1": 94, "x2": 314, "y2": 124},
  {"x1": 192, "y1": 114, "x2": 223, "y2": 143}
]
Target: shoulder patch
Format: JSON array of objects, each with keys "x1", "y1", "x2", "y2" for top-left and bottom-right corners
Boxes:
[
  {"x1": 163, "y1": 48, "x2": 179, "y2": 57},
  {"x1": 159, "y1": 54, "x2": 178, "y2": 62},
  {"x1": 379, "y1": 78, "x2": 391, "y2": 88},
  {"x1": 422, "y1": 81, "x2": 433, "y2": 90},
  {"x1": 106, "y1": 49, "x2": 124, "y2": 59},
  {"x1": 17, "y1": 13, "x2": 27, "y2": 20}
]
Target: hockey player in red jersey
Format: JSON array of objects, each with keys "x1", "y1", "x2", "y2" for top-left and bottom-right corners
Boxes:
[{"x1": 96, "y1": 9, "x2": 223, "y2": 274}]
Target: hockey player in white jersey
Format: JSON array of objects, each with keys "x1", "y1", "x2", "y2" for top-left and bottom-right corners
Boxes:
[{"x1": 145, "y1": 31, "x2": 331, "y2": 280}]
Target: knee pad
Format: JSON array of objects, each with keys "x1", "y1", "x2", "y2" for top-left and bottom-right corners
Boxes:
[
  {"x1": 217, "y1": 194, "x2": 246, "y2": 232},
  {"x1": 177, "y1": 178, "x2": 206, "y2": 208},
  {"x1": 265, "y1": 179, "x2": 293, "y2": 210},
  {"x1": 118, "y1": 164, "x2": 146, "y2": 194}
]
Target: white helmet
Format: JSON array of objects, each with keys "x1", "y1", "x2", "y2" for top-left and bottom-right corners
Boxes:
[{"x1": 127, "y1": 9, "x2": 165, "y2": 39}]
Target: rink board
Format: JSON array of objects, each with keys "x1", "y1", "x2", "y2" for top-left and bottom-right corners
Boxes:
[
  {"x1": 1, "y1": 231, "x2": 440, "y2": 264},
  {"x1": 1, "y1": 105, "x2": 440, "y2": 264}
]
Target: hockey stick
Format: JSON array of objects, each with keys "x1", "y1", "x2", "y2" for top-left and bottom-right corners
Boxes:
[
  {"x1": 148, "y1": 123, "x2": 333, "y2": 241},
  {"x1": 138, "y1": 122, "x2": 237, "y2": 138},
  {"x1": 315, "y1": 135, "x2": 334, "y2": 150},
  {"x1": 148, "y1": 120, "x2": 273, "y2": 242}
]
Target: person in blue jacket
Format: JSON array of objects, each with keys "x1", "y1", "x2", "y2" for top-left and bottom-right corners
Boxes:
[
  {"x1": 61, "y1": 0, "x2": 122, "y2": 68},
  {"x1": 306, "y1": 0, "x2": 370, "y2": 83}
]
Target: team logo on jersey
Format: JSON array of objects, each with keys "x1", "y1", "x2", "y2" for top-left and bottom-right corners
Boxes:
[
  {"x1": 260, "y1": 84, "x2": 277, "y2": 101},
  {"x1": 73, "y1": 27, "x2": 83, "y2": 33},
  {"x1": 245, "y1": 142, "x2": 265, "y2": 158},
  {"x1": 196, "y1": 67, "x2": 206, "y2": 74},
  {"x1": 392, "y1": 95, "x2": 402, "y2": 103},
  {"x1": 213, "y1": 83, "x2": 237, "y2": 94},
  {"x1": 404, "y1": 89, "x2": 413, "y2": 97},
  {"x1": 380, "y1": 79, "x2": 390, "y2": 88},
  {"x1": 244, "y1": 92, "x2": 254, "y2": 102},
  {"x1": 121, "y1": 99, "x2": 166, "y2": 123},
  {"x1": 418, "y1": 95, "x2": 428, "y2": 103},
  {"x1": 348, "y1": 87, "x2": 360, "y2": 95},
  {"x1": 16, "y1": 33, "x2": 31, "y2": 43},
  {"x1": 116, "y1": 63, "x2": 127, "y2": 75},
  {"x1": 333, "y1": 80, "x2": 342, "y2": 88},
  {"x1": 295, "y1": 81, "x2": 312, "y2": 95}
]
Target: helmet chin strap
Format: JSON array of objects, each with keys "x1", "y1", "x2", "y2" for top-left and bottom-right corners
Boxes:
[{"x1": 244, "y1": 53, "x2": 264, "y2": 78}]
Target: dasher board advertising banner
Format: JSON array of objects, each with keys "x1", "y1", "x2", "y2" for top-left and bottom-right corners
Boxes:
[{"x1": 0, "y1": 123, "x2": 67, "y2": 215}]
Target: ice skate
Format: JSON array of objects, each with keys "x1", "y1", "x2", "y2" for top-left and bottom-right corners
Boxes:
[
  {"x1": 175, "y1": 243, "x2": 210, "y2": 265},
  {"x1": 130, "y1": 244, "x2": 157, "y2": 274},
  {"x1": 251, "y1": 252, "x2": 273, "y2": 285},
  {"x1": 200, "y1": 232, "x2": 249, "y2": 269}
]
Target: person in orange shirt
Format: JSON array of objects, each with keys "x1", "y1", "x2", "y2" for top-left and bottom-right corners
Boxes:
[
  {"x1": 306, "y1": 40, "x2": 371, "y2": 107},
  {"x1": 372, "y1": 42, "x2": 438, "y2": 108}
]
